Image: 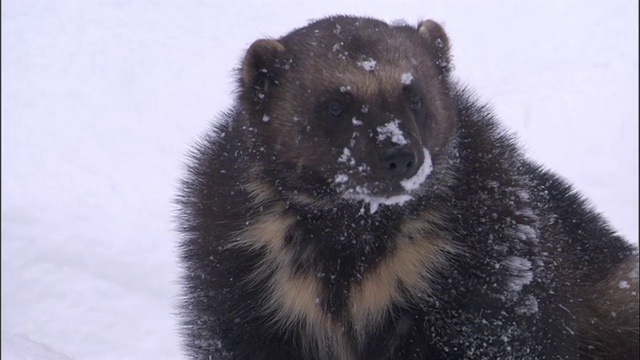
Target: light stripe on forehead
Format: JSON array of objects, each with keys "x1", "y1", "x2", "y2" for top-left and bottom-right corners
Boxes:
[{"x1": 330, "y1": 64, "x2": 415, "y2": 99}]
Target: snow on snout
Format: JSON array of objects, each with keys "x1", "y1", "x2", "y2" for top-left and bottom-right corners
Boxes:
[
  {"x1": 376, "y1": 119, "x2": 408, "y2": 145},
  {"x1": 400, "y1": 148, "x2": 432, "y2": 191},
  {"x1": 341, "y1": 148, "x2": 433, "y2": 214}
]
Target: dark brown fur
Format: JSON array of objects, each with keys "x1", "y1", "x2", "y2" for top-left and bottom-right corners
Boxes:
[{"x1": 177, "y1": 16, "x2": 639, "y2": 359}]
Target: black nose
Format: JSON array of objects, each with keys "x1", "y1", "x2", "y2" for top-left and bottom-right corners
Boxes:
[{"x1": 381, "y1": 146, "x2": 417, "y2": 178}]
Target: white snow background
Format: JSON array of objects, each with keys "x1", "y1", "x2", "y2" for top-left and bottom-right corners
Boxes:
[{"x1": 1, "y1": 0, "x2": 638, "y2": 359}]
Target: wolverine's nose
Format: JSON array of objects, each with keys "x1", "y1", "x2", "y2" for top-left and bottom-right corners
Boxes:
[{"x1": 381, "y1": 146, "x2": 418, "y2": 178}]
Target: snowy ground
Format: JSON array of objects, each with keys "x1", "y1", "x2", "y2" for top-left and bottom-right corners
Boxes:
[{"x1": 2, "y1": 1, "x2": 637, "y2": 359}]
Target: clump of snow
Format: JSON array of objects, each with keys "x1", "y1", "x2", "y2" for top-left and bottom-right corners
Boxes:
[
  {"x1": 435, "y1": 58, "x2": 448, "y2": 68},
  {"x1": 515, "y1": 207, "x2": 536, "y2": 218},
  {"x1": 343, "y1": 187, "x2": 413, "y2": 214},
  {"x1": 361, "y1": 105, "x2": 369, "y2": 113},
  {"x1": 358, "y1": 58, "x2": 377, "y2": 71},
  {"x1": 334, "y1": 174, "x2": 349, "y2": 184},
  {"x1": 358, "y1": 163, "x2": 370, "y2": 173},
  {"x1": 400, "y1": 72, "x2": 414, "y2": 85},
  {"x1": 516, "y1": 189, "x2": 531, "y2": 201},
  {"x1": 352, "y1": 117, "x2": 363, "y2": 126},
  {"x1": 340, "y1": 85, "x2": 351, "y2": 93},
  {"x1": 338, "y1": 147, "x2": 355, "y2": 166},
  {"x1": 376, "y1": 119, "x2": 408, "y2": 145},
  {"x1": 262, "y1": 114, "x2": 270, "y2": 122},
  {"x1": 515, "y1": 295, "x2": 539, "y2": 315},
  {"x1": 516, "y1": 224, "x2": 538, "y2": 243},
  {"x1": 619, "y1": 280, "x2": 630, "y2": 289},
  {"x1": 434, "y1": 38, "x2": 445, "y2": 48},
  {"x1": 333, "y1": 23, "x2": 342, "y2": 35},
  {"x1": 349, "y1": 132, "x2": 358, "y2": 147},
  {"x1": 400, "y1": 148, "x2": 432, "y2": 191},
  {"x1": 503, "y1": 256, "x2": 534, "y2": 292}
]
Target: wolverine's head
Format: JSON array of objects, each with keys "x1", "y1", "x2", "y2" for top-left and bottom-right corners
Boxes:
[{"x1": 238, "y1": 16, "x2": 457, "y2": 212}]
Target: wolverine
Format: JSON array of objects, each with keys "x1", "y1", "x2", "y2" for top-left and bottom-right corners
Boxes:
[{"x1": 176, "y1": 16, "x2": 639, "y2": 359}]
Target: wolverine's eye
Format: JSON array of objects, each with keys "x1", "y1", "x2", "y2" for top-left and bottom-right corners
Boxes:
[
  {"x1": 328, "y1": 100, "x2": 345, "y2": 118},
  {"x1": 409, "y1": 97, "x2": 422, "y2": 113}
]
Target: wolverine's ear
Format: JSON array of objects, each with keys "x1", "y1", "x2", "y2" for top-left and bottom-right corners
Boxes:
[
  {"x1": 417, "y1": 20, "x2": 452, "y2": 74},
  {"x1": 241, "y1": 39, "x2": 287, "y2": 98}
]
